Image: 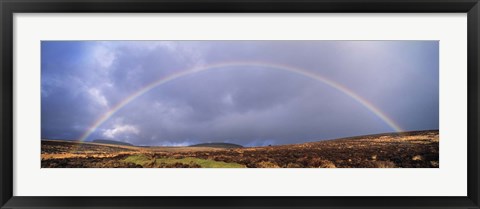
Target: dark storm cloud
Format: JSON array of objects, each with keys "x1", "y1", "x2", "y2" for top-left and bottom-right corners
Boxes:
[{"x1": 41, "y1": 41, "x2": 439, "y2": 146}]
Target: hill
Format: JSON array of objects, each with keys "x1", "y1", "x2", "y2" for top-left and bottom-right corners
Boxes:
[
  {"x1": 189, "y1": 142, "x2": 243, "y2": 148},
  {"x1": 42, "y1": 130, "x2": 438, "y2": 168},
  {"x1": 92, "y1": 139, "x2": 133, "y2": 146}
]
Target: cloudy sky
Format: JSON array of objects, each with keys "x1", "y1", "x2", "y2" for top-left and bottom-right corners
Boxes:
[{"x1": 41, "y1": 41, "x2": 438, "y2": 146}]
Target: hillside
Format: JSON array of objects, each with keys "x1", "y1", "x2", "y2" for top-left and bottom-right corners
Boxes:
[
  {"x1": 42, "y1": 130, "x2": 438, "y2": 168},
  {"x1": 92, "y1": 139, "x2": 133, "y2": 146},
  {"x1": 189, "y1": 142, "x2": 244, "y2": 148}
]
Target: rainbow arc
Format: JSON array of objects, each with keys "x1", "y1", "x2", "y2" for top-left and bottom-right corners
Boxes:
[{"x1": 78, "y1": 61, "x2": 403, "y2": 141}]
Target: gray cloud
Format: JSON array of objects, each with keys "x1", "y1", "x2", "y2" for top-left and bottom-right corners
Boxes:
[{"x1": 42, "y1": 41, "x2": 439, "y2": 146}]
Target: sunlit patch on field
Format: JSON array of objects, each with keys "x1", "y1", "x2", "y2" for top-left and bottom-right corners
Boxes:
[{"x1": 122, "y1": 154, "x2": 245, "y2": 168}]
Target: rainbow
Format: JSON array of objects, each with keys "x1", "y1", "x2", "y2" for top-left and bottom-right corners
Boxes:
[{"x1": 78, "y1": 61, "x2": 403, "y2": 141}]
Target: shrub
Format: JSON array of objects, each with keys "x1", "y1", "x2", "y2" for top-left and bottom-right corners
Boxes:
[
  {"x1": 256, "y1": 161, "x2": 280, "y2": 168},
  {"x1": 373, "y1": 160, "x2": 396, "y2": 168},
  {"x1": 309, "y1": 158, "x2": 336, "y2": 168}
]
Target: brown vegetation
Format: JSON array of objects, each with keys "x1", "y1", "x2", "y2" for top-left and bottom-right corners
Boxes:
[{"x1": 41, "y1": 130, "x2": 439, "y2": 168}]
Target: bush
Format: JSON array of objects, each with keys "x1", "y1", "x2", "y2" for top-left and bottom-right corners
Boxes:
[
  {"x1": 372, "y1": 160, "x2": 396, "y2": 168},
  {"x1": 256, "y1": 161, "x2": 280, "y2": 168},
  {"x1": 309, "y1": 158, "x2": 336, "y2": 168}
]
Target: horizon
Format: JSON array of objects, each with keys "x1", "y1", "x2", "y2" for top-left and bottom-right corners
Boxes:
[
  {"x1": 41, "y1": 41, "x2": 439, "y2": 147},
  {"x1": 40, "y1": 129, "x2": 440, "y2": 148}
]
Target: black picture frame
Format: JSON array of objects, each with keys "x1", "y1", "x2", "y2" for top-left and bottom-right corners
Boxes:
[{"x1": 1, "y1": 0, "x2": 479, "y2": 208}]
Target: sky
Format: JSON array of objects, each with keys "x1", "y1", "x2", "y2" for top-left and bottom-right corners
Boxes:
[{"x1": 41, "y1": 41, "x2": 439, "y2": 146}]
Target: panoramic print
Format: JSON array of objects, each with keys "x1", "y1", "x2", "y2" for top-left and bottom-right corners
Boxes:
[{"x1": 41, "y1": 41, "x2": 439, "y2": 168}]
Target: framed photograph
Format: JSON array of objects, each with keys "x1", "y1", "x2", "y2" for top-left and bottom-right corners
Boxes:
[{"x1": 1, "y1": 0, "x2": 479, "y2": 208}]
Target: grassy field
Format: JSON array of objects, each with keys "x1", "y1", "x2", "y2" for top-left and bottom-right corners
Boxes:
[
  {"x1": 123, "y1": 154, "x2": 245, "y2": 168},
  {"x1": 41, "y1": 130, "x2": 439, "y2": 168}
]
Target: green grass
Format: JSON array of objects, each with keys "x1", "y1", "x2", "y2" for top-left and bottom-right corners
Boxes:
[
  {"x1": 122, "y1": 154, "x2": 245, "y2": 168},
  {"x1": 122, "y1": 154, "x2": 153, "y2": 166},
  {"x1": 155, "y1": 157, "x2": 245, "y2": 168}
]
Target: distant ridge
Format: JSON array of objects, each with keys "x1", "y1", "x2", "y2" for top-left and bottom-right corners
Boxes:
[
  {"x1": 189, "y1": 142, "x2": 243, "y2": 148},
  {"x1": 328, "y1": 129, "x2": 439, "y2": 142},
  {"x1": 92, "y1": 139, "x2": 133, "y2": 146}
]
